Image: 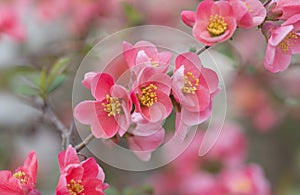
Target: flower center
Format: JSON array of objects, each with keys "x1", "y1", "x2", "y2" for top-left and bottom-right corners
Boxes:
[
  {"x1": 67, "y1": 179, "x2": 84, "y2": 195},
  {"x1": 280, "y1": 32, "x2": 298, "y2": 53},
  {"x1": 207, "y1": 15, "x2": 227, "y2": 37},
  {"x1": 149, "y1": 58, "x2": 159, "y2": 67},
  {"x1": 137, "y1": 84, "x2": 158, "y2": 107},
  {"x1": 102, "y1": 94, "x2": 122, "y2": 117},
  {"x1": 182, "y1": 71, "x2": 199, "y2": 94},
  {"x1": 13, "y1": 171, "x2": 29, "y2": 185}
]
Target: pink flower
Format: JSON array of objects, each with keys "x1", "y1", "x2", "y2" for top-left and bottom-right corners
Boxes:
[
  {"x1": 131, "y1": 67, "x2": 172, "y2": 123},
  {"x1": 56, "y1": 145, "x2": 108, "y2": 195},
  {"x1": 181, "y1": 11, "x2": 196, "y2": 27},
  {"x1": 127, "y1": 125, "x2": 165, "y2": 161},
  {"x1": 172, "y1": 52, "x2": 219, "y2": 140},
  {"x1": 0, "y1": 5, "x2": 25, "y2": 41},
  {"x1": 123, "y1": 41, "x2": 172, "y2": 75},
  {"x1": 270, "y1": 0, "x2": 300, "y2": 20},
  {"x1": 0, "y1": 152, "x2": 40, "y2": 195},
  {"x1": 74, "y1": 72, "x2": 132, "y2": 138},
  {"x1": 229, "y1": 0, "x2": 266, "y2": 29},
  {"x1": 219, "y1": 165, "x2": 271, "y2": 195},
  {"x1": 264, "y1": 15, "x2": 300, "y2": 73},
  {"x1": 182, "y1": 0, "x2": 237, "y2": 46}
]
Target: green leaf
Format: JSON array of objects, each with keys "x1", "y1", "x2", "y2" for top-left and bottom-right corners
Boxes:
[
  {"x1": 47, "y1": 58, "x2": 70, "y2": 87},
  {"x1": 122, "y1": 2, "x2": 144, "y2": 26},
  {"x1": 47, "y1": 74, "x2": 66, "y2": 93},
  {"x1": 15, "y1": 85, "x2": 39, "y2": 96},
  {"x1": 106, "y1": 186, "x2": 120, "y2": 195}
]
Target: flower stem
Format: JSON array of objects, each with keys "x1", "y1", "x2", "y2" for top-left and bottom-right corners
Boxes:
[
  {"x1": 196, "y1": 45, "x2": 210, "y2": 55},
  {"x1": 75, "y1": 133, "x2": 95, "y2": 152}
]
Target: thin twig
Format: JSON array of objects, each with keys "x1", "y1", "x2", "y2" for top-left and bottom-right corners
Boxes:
[
  {"x1": 43, "y1": 101, "x2": 70, "y2": 150},
  {"x1": 263, "y1": 0, "x2": 272, "y2": 7},
  {"x1": 75, "y1": 133, "x2": 95, "y2": 152},
  {"x1": 196, "y1": 45, "x2": 210, "y2": 55}
]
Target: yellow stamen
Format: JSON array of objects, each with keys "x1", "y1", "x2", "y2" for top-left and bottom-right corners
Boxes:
[
  {"x1": 280, "y1": 32, "x2": 298, "y2": 53},
  {"x1": 137, "y1": 84, "x2": 158, "y2": 107},
  {"x1": 182, "y1": 71, "x2": 199, "y2": 94},
  {"x1": 101, "y1": 95, "x2": 122, "y2": 117},
  {"x1": 207, "y1": 15, "x2": 227, "y2": 37},
  {"x1": 243, "y1": 1, "x2": 253, "y2": 13},
  {"x1": 13, "y1": 171, "x2": 29, "y2": 185},
  {"x1": 67, "y1": 179, "x2": 84, "y2": 195},
  {"x1": 149, "y1": 58, "x2": 159, "y2": 67}
]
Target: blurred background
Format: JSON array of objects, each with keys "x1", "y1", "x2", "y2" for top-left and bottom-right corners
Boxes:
[{"x1": 0, "y1": 0, "x2": 299, "y2": 194}]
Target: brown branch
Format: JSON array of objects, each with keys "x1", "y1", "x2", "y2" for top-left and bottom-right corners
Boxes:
[
  {"x1": 43, "y1": 101, "x2": 71, "y2": 150},
  {"x1": 75, "y1": 133, "x2": 95, "y2": 152},
  {"x1": 196, "y1": 45, "x2": 210, "y2": 55}
]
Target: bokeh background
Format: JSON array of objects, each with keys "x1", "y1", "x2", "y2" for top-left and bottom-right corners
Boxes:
[{"x1": 0, "y1": 0, "x2": 299, "y2": 194}]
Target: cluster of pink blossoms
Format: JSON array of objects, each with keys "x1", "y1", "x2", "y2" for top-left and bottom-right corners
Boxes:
[
  {"x1": 0, "y1": 0, "x2": 118, "y2": 41},
  {"x1": 0, "y1": 146, "x2": 108, "y2": 195},
  {"x1": 151, "y1": 123, "x2": 271, "y2": 195},
  {"x1": 182, "y1": 0, "x2": 300, "y2": 73},
  {"x1": 74, "y1": 41, "x2": 219, "y2": 161}
]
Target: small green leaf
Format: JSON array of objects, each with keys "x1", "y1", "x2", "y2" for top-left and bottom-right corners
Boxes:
[
  {"x1": 47, "y1": 58, "x2": 70, "y2": 87},
  {"x1": 47, "y1": 74, "x2": 66, "y2": 93},
  {"x1": 106, "y1": 186, "x2": 120, "y2": 195},
  {"x1": 15, "y1": 85, "x2": 39, "y2": 96},
  {"x1": 122, "y1": 2, "x2": 144, "y2": 26}
]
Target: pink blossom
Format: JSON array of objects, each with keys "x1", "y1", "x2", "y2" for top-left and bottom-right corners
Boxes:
[
  {"x1": 126, "y1": 112, "x2": 165, "y2": 161},
  {"x1": 0, "y1": 152, "x2": 40, "y2": 195},
  {"x1": 182, "y1": 0, "x2": 237, "y2": 46},
  {"x1": 270, "y1": 0, "x2": 300, "y2": 20},
  {"x1": 219, "y1": 165, "x2": 271, "y2": 195},
  {"x1": 181, "y1": 11, "x2": 196, "y2": 27},
  {"x1": 127, "y1": 124, "x2": 165, "y2": 161},
  {"x1": 123, "y1": 41, "x2": 172, "y2": 75},
  {"x1": 264, "y1": 15, "x2": 300, "y2": 73},
  {"x1": 56, "y1": 145, "x2": 108, "y2": 195},
  {"x1": 131, "y1": 67, "x2": 172, "y2": 123},
  {"x1": 0, "y1": 5, "x2": 25, "y2": 41},
  {"x1": 229, "y1": 0, "x2": 266, "y2": 29},
  {"x1": 172, "y1": 52, "x2": 219, "y2": 140},
  {"x1": 74, "y1": 72, "x2": 132, "y2": 138}
]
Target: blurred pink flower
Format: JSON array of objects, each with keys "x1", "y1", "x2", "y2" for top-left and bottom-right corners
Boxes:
[
  {"x1": 264, "y1": 15, "x2": 300, "y2": 73},
  {"x1": 0, "y1": 151, "x2": 40, "y2": 195},
  {"x1": 131, "y1": 67, "x2": 172, "y2": 123},
  {"x1": 0, "y1": 5, "x2": 25, "y2": 41},
  {"x1": 123, "y1": 41, "x2": 172, "y2": 75},
  {"x1": 172, "y1": 52, "x2": 219, "y2": 140},
  {"x1": 182, "y1": 0, "x2": 237, "y2": 46},
  {"x1": 74, "y1": 73, "x2": 132, "y2": 138},
  {"x1": 270, "y1": 0, "x2": 300, "y2": 20},
  {"x1": 229, "y1": 0, "x2": 266, "y2": 29},
  {"x1": 56, "y1": 145, "x2": 108, "y2": 195},
  {"x1": 219, "y1": 165, "x2": 271, "y2": 195},
  {"x1": 179, "y1": 173, "x2": 223, "y2": 195},
  {"x1": 205, "y1": 123, "x2": 247, "y2": 168},
  {"x1": 230, "y1": 75, "x2": 281, "y2": 132},
  {"x1": 35, "y1": 0, "x2": 69, "y2": 22}
]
